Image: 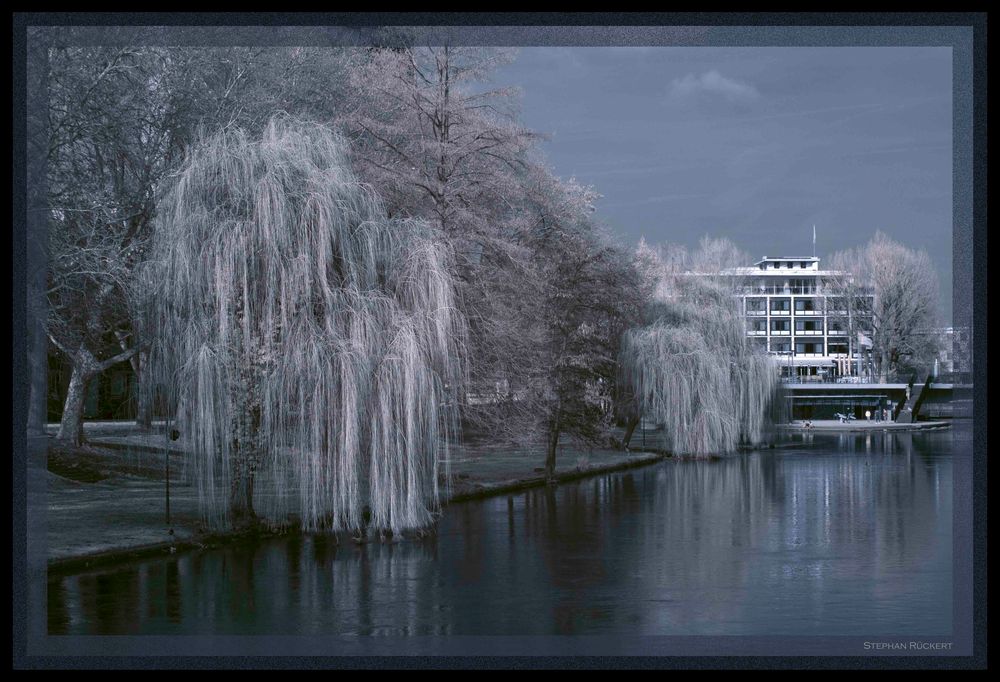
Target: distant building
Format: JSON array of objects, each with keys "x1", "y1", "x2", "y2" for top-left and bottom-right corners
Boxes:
[{"x1": 724, "y1": 256, "x2": 875, "y2": 382}]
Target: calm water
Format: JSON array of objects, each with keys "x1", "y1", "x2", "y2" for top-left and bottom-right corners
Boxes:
[{"x1": 48, "y1": 428, "x2": 956, "y2": 636}]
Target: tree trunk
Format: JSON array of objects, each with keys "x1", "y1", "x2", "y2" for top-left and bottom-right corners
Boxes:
[
  {"x1": 229, "y1": 397, "x2": 262, "y2": 526},
  {"x1": 25, "y1": 314, "x2": 49, "y2": 436},
  {"x1": 131, "y1": 352, "x2": 153, "y2": 429},
  {"x1": 230, "y1": 453, "x2": 259, "y2": 526},
  {"x1": 117, "y1": 335, "x2": 152, "y2": 430},
  {"x1": 622, "y1": 414, "x2": 641, "y2": 450},
  {"x1": 878, "y1": 349, "x2": 889, "y2": 383},
  {"x1": 544, "y1": 423, "x2": 560, "y2": 483},
  {"x1": 52, "y1": 337, "x2": 139, "y2": 445},
  {"x1": 56, "y1": 365, "x2": 93, "y2": 446},
  {"x1": 231, "y1": 465, "x2": 257, "y2": 524},
  {"x1": 135, "y1": 395, "x2": 153, "y2": 430}
]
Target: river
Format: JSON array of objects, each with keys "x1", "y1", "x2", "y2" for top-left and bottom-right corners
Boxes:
[{"x1": 47, "y1": 427, "x2": 955, "y2": 637}]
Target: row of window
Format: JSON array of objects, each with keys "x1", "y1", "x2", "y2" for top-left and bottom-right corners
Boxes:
[
  {"x1": 749, "y1": 338, "x2": 850, "y2": 355},
  {"x1": 758, "y1": 262, "x2": 816, "y2": 270},
  {"x1": 748, "y1": 319, "x2": 848, "y2": 334},
  {"x1": 745, "y1": 298, "x2": 873, "y2": 314}
]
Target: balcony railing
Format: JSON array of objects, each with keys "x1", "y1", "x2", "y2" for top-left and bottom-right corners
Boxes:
[
  {"x1": 780, "y1": 375, "x2": 829, "y2": 384},
  {"x1": 741, "y1": 285, "x2": 822, "y2": 295}
]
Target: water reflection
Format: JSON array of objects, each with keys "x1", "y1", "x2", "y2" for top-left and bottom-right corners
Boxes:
[{"x1": 49, "y1": 429, "x2": 954, "y2": 636}]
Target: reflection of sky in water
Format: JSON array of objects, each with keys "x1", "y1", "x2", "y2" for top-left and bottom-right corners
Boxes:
[{"x1": 49, "y1": 429, "x2": 954, "y2": 636}]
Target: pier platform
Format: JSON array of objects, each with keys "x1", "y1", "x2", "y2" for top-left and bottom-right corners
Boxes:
[{"x1": 777, "y1": 419, "x2": 951, "y2": 433}]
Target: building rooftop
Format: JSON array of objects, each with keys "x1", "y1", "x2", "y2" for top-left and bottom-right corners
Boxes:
[{"x1": 749, "y1": 256, "x2": 823, "y2": 272}]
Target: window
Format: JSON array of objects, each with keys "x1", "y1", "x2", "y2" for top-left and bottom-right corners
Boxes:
[
  {"x1": 828, "y1": 338, "x2": 849, "y2": 355},
  {"x1": 795, "y1": 341, "x2": 824, "y2": 355},
  {"x1": 771, "y1": 319, "x2": 790, "y2": 332},
  {"x1": 791, "y1": 279, "x2": 816, "y2": 295}
]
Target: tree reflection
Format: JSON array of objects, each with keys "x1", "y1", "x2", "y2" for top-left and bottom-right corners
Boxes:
[{"x1": 46, "y1": 432, "x2": 952, "y2": 636}]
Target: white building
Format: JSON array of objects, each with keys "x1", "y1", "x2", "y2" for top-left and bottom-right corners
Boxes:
[{"x1": 726, "y1": 256, "x2": 874, "y2": 382}]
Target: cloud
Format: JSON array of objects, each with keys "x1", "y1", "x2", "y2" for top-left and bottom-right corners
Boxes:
[{"x1": 668, "y1": 70, "x2": 761, "y2": 104}]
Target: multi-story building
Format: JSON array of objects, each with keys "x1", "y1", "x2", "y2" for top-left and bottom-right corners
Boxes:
[{"x1": 726, "y1": 256, "x2": 874, "y2": 382}]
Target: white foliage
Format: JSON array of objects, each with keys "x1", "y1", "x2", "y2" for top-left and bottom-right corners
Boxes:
[
  {"x1": 621, "y1": 242, "x2": 779, "y2": 456},
  {"x1": 145, "y1": 117, "x2": 465, "y2": 533}
]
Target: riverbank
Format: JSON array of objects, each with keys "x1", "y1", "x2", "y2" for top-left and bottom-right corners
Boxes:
[
  {"x1": 44, "y1": 426, "x2": 959, "y2": 641},
  {"x1": 777, "y1": 419, "x2": 951, "y2": 433},
  {"x1": 39, "y1": 425, "x2": 668, "y2": 573}
]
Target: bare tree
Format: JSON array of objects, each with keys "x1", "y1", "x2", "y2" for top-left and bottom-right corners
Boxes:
[
  {"x1": 41, "y1": 43, "x2": 342, "y2": 440},
  {"x1": 342, "y1": 45, "x2": 535, "y2": 238},
  {"x1": 510, "y1": 171, "x2": 644, "y2": 480},
  {"x1": 827, "y1": 232, "x2": 940, "y2": 382},
  {"x1": 341, "y1": 45, "x2": 546, "y2": 428},
  {"x1": 44, "y1": 43, "x2": 172, "y2": 443}
]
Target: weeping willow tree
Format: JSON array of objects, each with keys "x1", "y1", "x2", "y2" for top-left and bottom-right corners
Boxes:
[
  {"x1": 144, "y1": 117, "x2": 465, "y2": 534},
  {"x1": 619, "y1": 240, "x2": 779, "y2": 456}
]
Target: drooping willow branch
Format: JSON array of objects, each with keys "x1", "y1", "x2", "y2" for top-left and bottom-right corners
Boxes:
[
  {"x1": 620, "y1": 277, "x2": 778, "y2": 456},
  {"x1": 144, "y1": 117, "x2": 466, "y2": 533}
]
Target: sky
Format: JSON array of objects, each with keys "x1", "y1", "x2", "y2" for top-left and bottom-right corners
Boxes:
[{"x1": 491, "y1": 47, "x2": 954, "y2": 323}]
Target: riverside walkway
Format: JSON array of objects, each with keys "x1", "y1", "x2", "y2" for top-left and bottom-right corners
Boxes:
[{"x1": 37, "y1": 423, "x2": 665, "y2": 569}]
